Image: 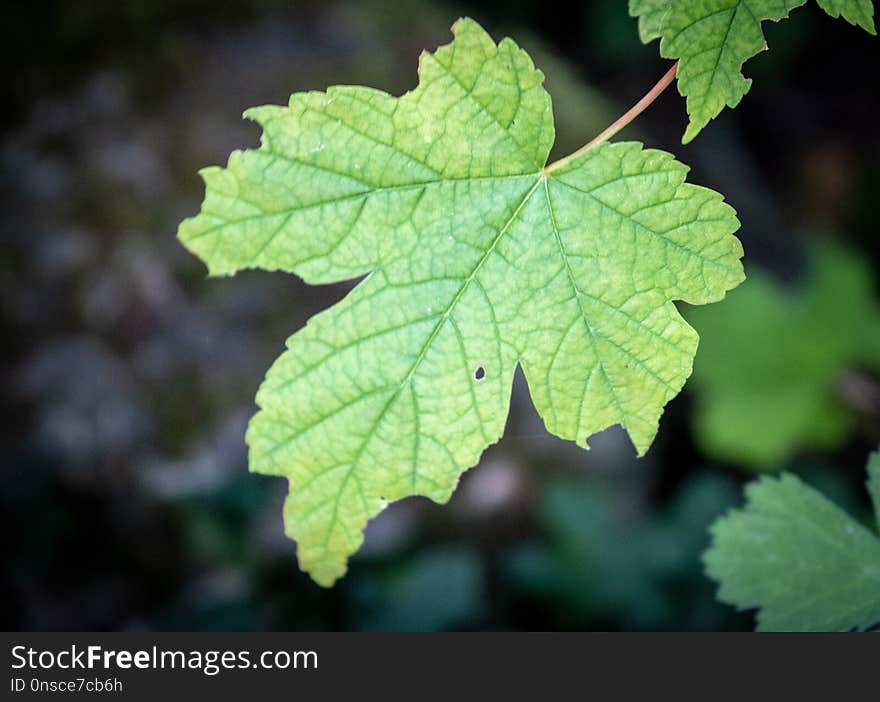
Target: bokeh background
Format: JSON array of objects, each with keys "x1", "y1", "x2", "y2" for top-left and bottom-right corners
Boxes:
[{"x1": 3, "y1": 0, "x2": 879, "y2": 631}]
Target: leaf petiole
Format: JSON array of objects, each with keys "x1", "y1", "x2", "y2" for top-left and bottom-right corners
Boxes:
[{"x1": 543, "y1": 61, "x2": 678, "y2": 175}]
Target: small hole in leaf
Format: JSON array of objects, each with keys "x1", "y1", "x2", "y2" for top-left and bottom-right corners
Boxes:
[{"x1": 474, "y1": 366, "x2": 485, "y2": 380}]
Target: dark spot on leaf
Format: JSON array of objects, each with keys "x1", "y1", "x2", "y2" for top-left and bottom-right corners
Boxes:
[{"x1": 474, "y1": 366, "x2": 485, "y2": 380}]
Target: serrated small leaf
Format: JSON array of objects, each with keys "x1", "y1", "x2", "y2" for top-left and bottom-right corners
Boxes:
[
  {"x1": 179, "y1": 18, "x2": 744, "y2": 586},
  {"x1": 816, "y1": 0, "x2": 877, "y2": 30},
  {"x1": 704, "y1": 452, "x2": 880, "y2": 631},
  {"x1": 629, "y1": 0, "x2": 877, "y2": 142}
]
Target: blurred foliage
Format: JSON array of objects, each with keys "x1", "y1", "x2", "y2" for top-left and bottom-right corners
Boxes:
[
  {"x1": 704, "y1": 448, "x2": 880, "y2": 631},
  {"x1": 2, "y1": 0, "x2": 880, "y2": 631},
  {"x1": 504, "y1": 474, "x2": 749, "y2": 630},
  {"x1": 870, "y1": 450, "x2": 880, "y2": 531},
  {"x1": 688, "y1": 243, "x2": 880, "y2": 469},
  {"x1": 350, "y1": 548, "x2": 486, "y2": 631}
]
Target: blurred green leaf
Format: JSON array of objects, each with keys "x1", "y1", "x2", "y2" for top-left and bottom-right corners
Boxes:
[
  {"x1": 506, "y1": 474, "x2": 741, "y2": 630},
  {"x1": 688, "y1": 242, "x2": 880, "y2": 469},
  {"x1": 869, "y1": 450, "x2": 880, "y2": 532},
  {"x1": 704, "y1": 449, "x2": 880, "y2": 631},
  {"x1": 351, "y1": 547, "x2": 485, "y2": 631}
]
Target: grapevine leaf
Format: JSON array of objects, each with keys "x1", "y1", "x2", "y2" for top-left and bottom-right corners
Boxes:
[
  {"x1": 178, "y1": 18, "x2": 744, "y2": 586},
  {"x1": 629, "y1": 0, "x2": 877, "y2": 143},
  {"x1": 704, "y1": 451, "x2": 880, "y2": 631},
  {"x1": 687, "y1": 243, "x2": 880, "y2": 469}
]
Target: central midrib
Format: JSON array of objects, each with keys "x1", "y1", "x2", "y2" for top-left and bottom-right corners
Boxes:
[{"x1": 312, "y1": 174, "x2": 544, "y2": 560}]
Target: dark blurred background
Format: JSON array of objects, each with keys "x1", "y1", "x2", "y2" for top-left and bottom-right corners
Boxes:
[{"x1": 2, "y1": 0, "x2": 879, "y2": 631}]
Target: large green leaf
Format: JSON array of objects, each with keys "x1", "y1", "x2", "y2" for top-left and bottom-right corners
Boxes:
[
  {"x1": 687, "y1": 243, "x2": 880, "y2": 469},
  {"x1": 628, "y1": 0, "x2": 877, "y2": 142},
  {"x1": 179, "y1": 18, "x2": 744, "y2": 586},
  {"x1": 704, "y1": 450, "x2": 880, "y2": 631}
]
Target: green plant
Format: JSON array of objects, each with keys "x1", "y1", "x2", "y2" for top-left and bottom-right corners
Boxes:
[
  {"x1": 629, "y1": 0, "x2": 876, "y2": 142},
  {"x1": 179, "y1": 18, "x2": 744, "y2": 585},
  {"x1": 178, "y1": 8, "x2": 876, "y2": 592},
  {"x1": 506, "y1": 473, "x2": 741, "y2": 630},
  {"x1": 704, "y1": 449, "x2": 880, "y2": 631},
  {"x1": 687, "y1": 243, "x2": 880, "y2": 468}
]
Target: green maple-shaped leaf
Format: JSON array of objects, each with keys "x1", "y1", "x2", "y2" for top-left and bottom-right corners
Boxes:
[
  {"x1": 628, "y1": 0, "x2": 877, "y2": 143},
  {"x1": 704, "y1": 449, "x2": 880, "y2": 631},
  {"x1": 178, "y1": 18, "x2": 744, "y2": 586},
  {"x1": 687, "y1": 243, "x2": 880, "y2": 469}
]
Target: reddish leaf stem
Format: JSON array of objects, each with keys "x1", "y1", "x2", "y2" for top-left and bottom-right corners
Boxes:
[{"x1": 543, "y1": 61, "x2": 679, "y2": 174}]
